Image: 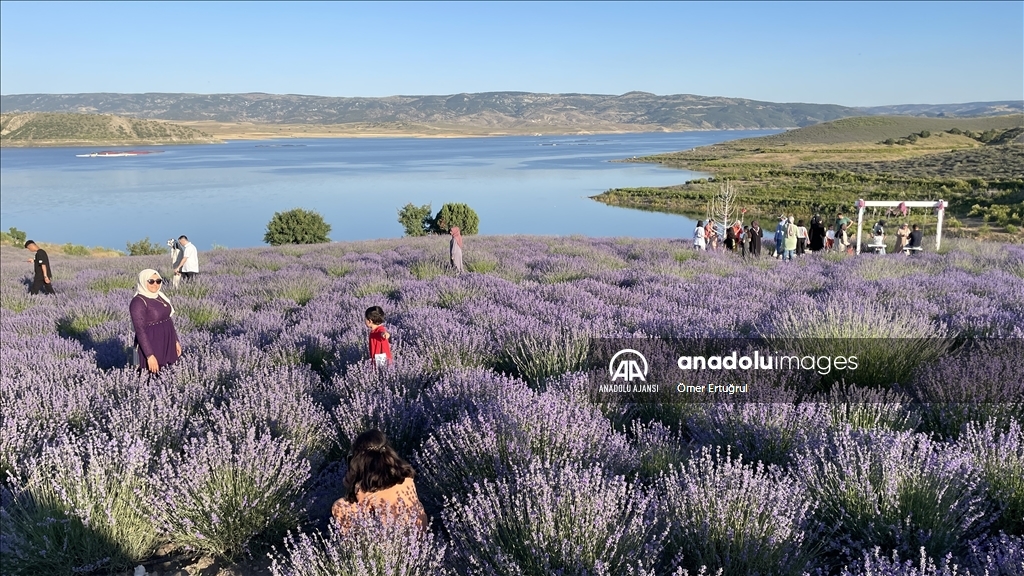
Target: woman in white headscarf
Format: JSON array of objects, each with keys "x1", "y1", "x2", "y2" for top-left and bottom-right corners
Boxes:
[{"x1": 129, "y1": 269, "x2": 181, "y2": 373}]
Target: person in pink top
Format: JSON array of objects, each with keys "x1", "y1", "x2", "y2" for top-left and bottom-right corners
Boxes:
[
  {"x1": 331, "y1": 429, "x2": 428, "y2": 531},
  {"x1": 449, "y1": 226, "x2": 464, "y2": 273}
]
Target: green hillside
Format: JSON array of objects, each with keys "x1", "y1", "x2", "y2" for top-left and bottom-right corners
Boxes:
[
  {"x1": 728, "y1": 115, "x2": 1024, "y2": 146},
  {"x1": 594, "y1": 115, "x2": 1024, "y2": 241},
  {"x1": 0, "y1": 112, "x2": 219, "y2": 146}
]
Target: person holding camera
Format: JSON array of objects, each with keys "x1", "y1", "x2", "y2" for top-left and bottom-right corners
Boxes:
[{"x1": 173, "y1": 235, "x2": 199, "y2": 281}]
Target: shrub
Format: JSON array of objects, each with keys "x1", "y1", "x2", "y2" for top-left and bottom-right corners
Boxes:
[
  {"x1": 906, "y1": 341, "x2": 1024, "y2": 439},
  {"x1": 444, "y1": 460, "x2": 664, "y2": 575},
  {"x1": 416, "y1": 388, "x2": 636, "y2": 499},
  {"x1": 765, "y1": 298, "x2": 948, "y2": 390},
  {"x1": 2, "y1": 226, "x2": 27, "y2": 246},
  {"x1": 919, "y1": 130, "x2": 931, "y2": 138},
  {"x1": 817, "y1": 384, "x2": 919, "y2": 432},
  {"x1": 661, "y1": 446, "x2": 813, "y2": 575},
  {"x1": 397, "y1": 203, "x2": 434, "y2": 237},
  {"x1": 431, "y1": 203, "x2": 479, "y2": 235},
  {"x1": 88, "y1": 275, "x2": 136, "y2": 294},
  {"x1": 799, "y1": 430, "x2": 989, "y2": 566},
  {"x1": 62, "y1": 243, "x2": 91, "y2": 256},
  {"x1": 0, "y1": 434, "x2": 158, "y2": 576},
  {"x1": 150, "y1": 427, "x2": 310, "y2": 560},
  {"x1": 270, "y1": 514, "x2": 452, "y2": 576},
  {"x1": 264, "y1": 208, "x2": 331, "y2": 246},
  {"x1": 126, "y1": 236, "x2": 165, "y2": 256},
  {"x1": 961, "y1": 419, "x2": 1024, "y2": 535},
  {"x1": 464, "y1": 256, "x2": 498, "y2": 273},
  {"x1": 688, "y1": 395, "x2": 831, "y2": 467},
  {"x1": 496, "y1": 330, "x2": 590, "y2": 385}
]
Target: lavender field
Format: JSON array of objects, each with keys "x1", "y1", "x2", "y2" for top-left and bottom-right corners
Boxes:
[{"x1": 1, "y1": 236, "x2": 1023, "y2": 576}]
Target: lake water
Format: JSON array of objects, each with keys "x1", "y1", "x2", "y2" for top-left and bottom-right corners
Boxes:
[{"x1": 0, "y1": 131, "x2": 778, "y2": 250}]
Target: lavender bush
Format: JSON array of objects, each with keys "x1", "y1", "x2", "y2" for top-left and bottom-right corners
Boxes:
[
  {"x1": 444, "y1": 459, "x2": 664, "y2": 576},
  {"x1": 961, "y1": 419, "x2": 1024, "y2": 535},
  {"x1": 0, "y1": 433, "x2": 157, "y2": 575},
  {"x1": 270, "y1": 510, "x2": 451, "y2": 576},
  {"x1": 799, "y1": 429, "x2": 990, "y2": 566},
  {"x1": 149, "y1": 426, "x2": 310, "y2": 560},
  {"x1": 660, "y1": 446, "x2": 812, "y2": 576}
]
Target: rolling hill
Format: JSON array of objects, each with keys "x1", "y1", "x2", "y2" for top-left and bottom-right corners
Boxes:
[{"x1": 0, "y1": 112, "x2": 219, "y2": 146}]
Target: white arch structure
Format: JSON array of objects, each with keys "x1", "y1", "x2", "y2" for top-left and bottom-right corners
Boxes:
[{"x1": 854, "y1": 198, "x2": 948, "y2": 255}]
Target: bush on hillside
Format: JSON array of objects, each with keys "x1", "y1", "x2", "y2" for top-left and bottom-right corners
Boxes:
[
  {"x1": 264, "y1": 208, "x2": 331, "y2": 246},
  {"x1": 3, "y1": 227, "x2": 27, "y2": 246},
  {"x1": 431, "y1": 203, "x2": 479, "y2": 235},
  {"x1": 126, "y1": 237, "x2": 165, "y2": 256},
  {"x1": 62, "y1": 243, "x2": 91, "y2": 256}
]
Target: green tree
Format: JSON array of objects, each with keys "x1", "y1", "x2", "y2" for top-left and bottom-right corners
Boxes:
[
  {"x1": 432, "y1": 203, "x2": 480, "y2": 235},
  {"x1": 126, "y1": 237, "x2": 165, "y2": 256},
  {"x1": 397, "y1": 203, "x2": 434, "y2": 237},
  {"x1": 264, "y1": 208, "x2": 331, "y2": 246},
  {"x1": 918, "y1": 130, "x2": 931, "y2": 138},
  {"x1": 7, "y1": 227, "x2": 26, "y2": 245}
]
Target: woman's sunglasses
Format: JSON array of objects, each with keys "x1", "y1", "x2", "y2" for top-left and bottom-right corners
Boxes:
[{"x1": 147, "y1": 279, "x2": 163, "y2": 285}]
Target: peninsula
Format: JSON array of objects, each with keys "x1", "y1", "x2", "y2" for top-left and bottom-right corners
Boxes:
[
  {"x1": 592, "y1": 115, "x2": 1024, "y2": 241},
  {"x1": 0, "y1": 112, "x2": 220, "y2": 147}
]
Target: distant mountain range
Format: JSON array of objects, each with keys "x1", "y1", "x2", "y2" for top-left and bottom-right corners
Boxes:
[{"x1": 1, "y1": 92, "x2": 1020, "y2": 131}]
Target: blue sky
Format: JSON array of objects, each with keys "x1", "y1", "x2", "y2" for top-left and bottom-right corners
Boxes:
[{"x1": 1, "y1": 1, "x2": 1020, "y2": 106}]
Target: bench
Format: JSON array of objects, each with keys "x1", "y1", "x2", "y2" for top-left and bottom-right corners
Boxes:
[
  {"x1": 866, "y1": 242, "x2": 887, "y2": 254},
  {"x1": 903, "y1": 246, "x2": 923, "y2": 255}
]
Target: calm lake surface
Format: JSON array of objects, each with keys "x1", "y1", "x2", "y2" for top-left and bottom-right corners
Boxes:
[{"x1": 0, "y1": 131, "x2": 778, "y2": 249}]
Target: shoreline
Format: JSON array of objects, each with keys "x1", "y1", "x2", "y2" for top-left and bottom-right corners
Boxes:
[{"x1": 0, "y1": 123, "x2": 789, "y2": 148}]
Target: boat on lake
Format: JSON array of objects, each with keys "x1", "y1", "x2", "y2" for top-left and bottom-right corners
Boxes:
[{"x1": 75, "y1": 150, "x2": 165, "y2": 158}]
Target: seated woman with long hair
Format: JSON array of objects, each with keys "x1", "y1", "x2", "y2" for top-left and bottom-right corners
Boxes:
[{"x1": 331, "y1": 429, "x2": 428, "y2": 531}]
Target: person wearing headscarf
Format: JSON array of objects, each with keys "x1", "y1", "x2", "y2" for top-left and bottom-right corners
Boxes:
[
  {"x1": 773, "y1": 215, "x2": 787, "y2": 258},
  {"x1": 895, "y1": 222, "x2": 911, "y2": 253},
  {"x1": 783, "y1": 216, "x2": 798, "y2": 260},
  {"x1": 746, "y1": 220, "x2": 763, "y2": 257},
  {"x1": 809, "y1": 214, "x2": 826, "y2": 252},
  {"x1": 130, "y1": 269, "x2": 181, "y2": 373},
  {"x1": 449, "y1": 226, "x2": 464, "y2": 273}
]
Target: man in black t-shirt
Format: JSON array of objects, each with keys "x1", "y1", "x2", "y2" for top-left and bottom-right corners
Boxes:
[
  {"x1": 24, "y1": 240, "x2": 55, "y2": 295},
  {"x1": 907, "y1": 225, "x2": 924, "y2": 252}
]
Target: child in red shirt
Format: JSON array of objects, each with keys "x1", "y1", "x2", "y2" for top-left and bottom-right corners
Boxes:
[{"x1": 365, "y1": 306, "x2": 392, "y2": 366}]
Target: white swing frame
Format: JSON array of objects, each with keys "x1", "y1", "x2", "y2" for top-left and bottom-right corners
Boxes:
[{"x1": 854, "y1": 199, "x2": 948, "y2": 255}]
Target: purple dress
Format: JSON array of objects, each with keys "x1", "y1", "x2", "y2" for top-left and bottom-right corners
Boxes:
[{"x1": 130, "y1": 294, "x2": 179, "y2": 369}]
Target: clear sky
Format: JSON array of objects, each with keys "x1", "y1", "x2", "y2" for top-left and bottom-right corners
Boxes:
[{"x1": 1, "y1": 1, "x2": 1021, "y2": 106}]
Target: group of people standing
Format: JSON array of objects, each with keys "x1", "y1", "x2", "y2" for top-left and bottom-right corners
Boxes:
[
  {"x1": 693, "y1": 212, "x2": 925, "y2": 258},
  {"x1": 692, "y1": 219, "x2": 770, "y2": 257}
]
